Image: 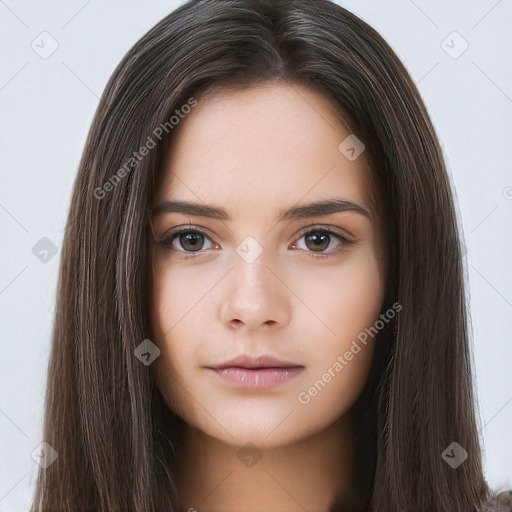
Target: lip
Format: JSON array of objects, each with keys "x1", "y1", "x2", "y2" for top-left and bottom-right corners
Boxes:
[
  {"x1": 209, "y1": 354, "x2": 302, "y2": 370},
  {"x1": 206, "y1": 354, "x2": 304, "y2": 389}
]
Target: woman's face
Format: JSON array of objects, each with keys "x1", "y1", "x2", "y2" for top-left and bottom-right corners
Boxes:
[{"x1": 150, "y1": 82, "x2": 385, "y2": 449}]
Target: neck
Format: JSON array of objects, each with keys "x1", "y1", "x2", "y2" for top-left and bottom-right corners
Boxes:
[{"x1": 176, "y1": 409, "x2": 358, "y2": 512}]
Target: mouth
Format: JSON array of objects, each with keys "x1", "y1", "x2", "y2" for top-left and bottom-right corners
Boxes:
[{"x1": 206, "y1": 354, "x2": 305, "y2": 389}]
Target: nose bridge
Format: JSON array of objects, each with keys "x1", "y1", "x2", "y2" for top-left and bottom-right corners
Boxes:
[{"x1": 219, "y1": 235, "x2": 290, "y2": 329}]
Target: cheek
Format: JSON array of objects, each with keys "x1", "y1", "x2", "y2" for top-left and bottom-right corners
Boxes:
[
  {"x1": 293, "y1": 246, "x2": 384, "y2": 393},
  {"x1": 150, "y1": 258, "x2": 212, "y2": 333},
  {"x1": 293, "y1": 250, "x2": 383, "y2": 426},
  {"x1": 149, "y1": 264, "x2": 206, "y2": 402},
  {"x1": 149, "y1": 258, "x2": 226, "y2": 364},
  {"x1": 296, "y1": 245, "x2": 384, "y2": 348}
]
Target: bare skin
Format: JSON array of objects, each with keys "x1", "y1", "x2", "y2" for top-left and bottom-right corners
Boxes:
[{"x1": 149, "y1": 82, "x2": 386, "y2": 512}]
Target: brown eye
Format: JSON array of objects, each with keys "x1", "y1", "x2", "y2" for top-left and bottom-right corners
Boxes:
[
  {"x1": 292, "y1": 226, "x2": 353, "y2": 259},
  {"x1": 304, "y1": 231, "x2": 331, "y2": 252},
  {"x1": 177, "y1": 231, "x2": 205, "y2": 252},
  {"x1": 159, "y1": 227, "x2": 214, "y2": 255}
]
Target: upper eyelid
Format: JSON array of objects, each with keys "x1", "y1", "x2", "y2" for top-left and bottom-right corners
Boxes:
[
  {"x1": 160, "y1": 223, "x2": 214, "y2": 241},
  {"x1": 295, "y1": 224, "x2": 352, "y2": 240}
]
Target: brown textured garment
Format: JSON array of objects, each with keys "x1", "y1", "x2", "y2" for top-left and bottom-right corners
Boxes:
[{"x1": 487, "y1": 489, "x2": 512, "y2": 511}]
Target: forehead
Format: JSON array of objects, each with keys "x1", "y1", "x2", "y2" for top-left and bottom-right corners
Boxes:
[{"x1": 154, "y1": 82, "x2": 374, "y2": 218}]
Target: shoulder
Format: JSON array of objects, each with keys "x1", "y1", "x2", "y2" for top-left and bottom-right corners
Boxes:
[{"x1": 486, "y1": 489, "x2": 512, "y2": 511}]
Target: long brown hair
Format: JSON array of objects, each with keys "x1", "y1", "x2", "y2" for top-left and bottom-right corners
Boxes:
[{"x1": 31, "y1": 0, "x2": 491, "y2": 510}]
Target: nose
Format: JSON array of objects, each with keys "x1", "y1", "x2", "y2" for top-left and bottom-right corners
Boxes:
[{"x1": 219, "y1": 247, "x2": 292, "y2": 332}]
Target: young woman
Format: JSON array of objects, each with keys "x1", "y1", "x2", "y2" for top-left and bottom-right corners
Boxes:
[{"x1": 31, "y1": 0, "x2": 496, "y2": 510}]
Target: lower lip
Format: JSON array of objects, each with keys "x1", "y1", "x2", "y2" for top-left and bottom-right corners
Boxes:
[{"x1": 209, "y1": 366, "x2": 304, "y2": 389}]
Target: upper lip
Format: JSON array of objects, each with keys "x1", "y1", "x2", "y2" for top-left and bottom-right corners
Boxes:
[{"x1": 208, "y1": 354, "x2": 303, "y2": 370}]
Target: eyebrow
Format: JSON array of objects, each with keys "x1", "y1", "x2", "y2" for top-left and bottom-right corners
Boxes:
[{"x1": 152, "y1": 198, "x2": 372, "y2": 222}]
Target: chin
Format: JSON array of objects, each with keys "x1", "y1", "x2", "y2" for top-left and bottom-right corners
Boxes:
[{"x1": 188, "y1": 405, "x2": 325, "y2": 451}]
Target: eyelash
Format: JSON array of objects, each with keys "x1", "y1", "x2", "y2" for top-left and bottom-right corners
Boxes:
[{"x1": 157, "y1": 224, "x2": 353, "y2": 260}]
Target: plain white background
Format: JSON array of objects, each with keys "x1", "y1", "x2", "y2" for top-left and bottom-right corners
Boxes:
[{"x1": 0, "y1": 0, "x2": 511, "y2": 510}]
